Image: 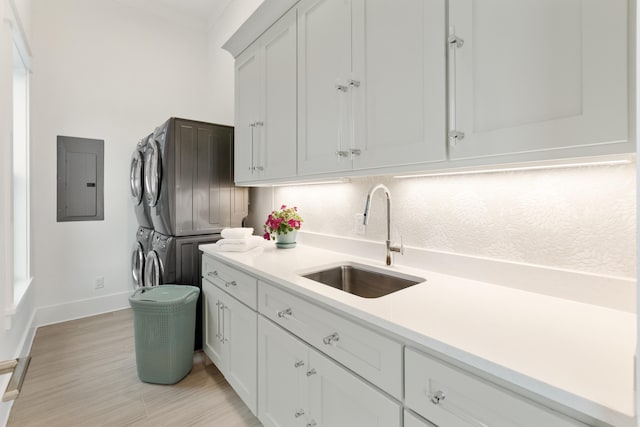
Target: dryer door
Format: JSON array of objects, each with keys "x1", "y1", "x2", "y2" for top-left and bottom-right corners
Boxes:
[
  {"x1": 144, "y1": 137, "x2": 161, "y2": 207},
  {"x1": 130, "y1": 150, "x2": 143, "y2": 205},
  {"x1": 144, "y1": 250, "x2": 162, "y2": 287},
  {"x1": 131, "y1": 242, "x2": 144, "y2": 288}
]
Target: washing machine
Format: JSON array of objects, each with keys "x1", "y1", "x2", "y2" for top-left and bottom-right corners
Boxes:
[
  {"x1": 131, "y1": 226, "x2": 153, "y2": 289},
  {"x1": 144, "y1": 231, "x2": 220, "y2": 349},
  {"x1": 130, "y1": 135, "x2": 153, "y2": 229},
  {"x1": 143, "y1": 118, "x2": 239, "y2": 237}
]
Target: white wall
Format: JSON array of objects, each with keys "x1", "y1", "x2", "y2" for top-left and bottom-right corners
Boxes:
[
  {"x1": 29, "y1": 0, "x2": 213, "y2": 319},
  {"x1": 246, "y1": 162, "x2": 636, "y2": 280}
]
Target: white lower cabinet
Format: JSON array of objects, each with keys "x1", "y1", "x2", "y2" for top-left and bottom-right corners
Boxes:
[
  {"x1": 404, "y1": 410, "x2": 436, "y2": 427},
  {"x1": 259, "y1": 316, "x2": 402, "y2": 427},
  {"x1": 404, "y1": 348, "x2": 587, "y2": 427},
  {"x1": 203, "y1": 278, "x2": 257, "y2": 415}
]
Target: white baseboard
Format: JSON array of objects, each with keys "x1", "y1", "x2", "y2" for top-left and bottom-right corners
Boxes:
[{"x1": 35, "y1": 291, "x2": 131, "y2": 328}]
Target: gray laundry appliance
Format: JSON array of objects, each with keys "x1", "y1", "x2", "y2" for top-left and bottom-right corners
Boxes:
[
  {"x1": 131, "y1": 226, "x2": 154, "y2": 289},
  {"x1": 143, "y1": 118, "x2": 247, "y2": 237},
  {"x1": 130, "y1": 135, "x2": 153, "y2": 229},
  {"x1": 144, "y1": 231, "x2": 221, "y2": 349}
]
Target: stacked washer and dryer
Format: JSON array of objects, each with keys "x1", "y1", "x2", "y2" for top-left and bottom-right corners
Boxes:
[{"x1": 129, "y1": 117, "x2": 248, "y2": 349}]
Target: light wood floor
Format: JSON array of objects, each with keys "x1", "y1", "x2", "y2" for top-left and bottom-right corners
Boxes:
[{"x1": 8, "y1": 309, "x2": 263, "y2": 427}]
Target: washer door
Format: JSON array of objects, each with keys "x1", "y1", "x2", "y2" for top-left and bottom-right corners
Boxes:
[
  {"x1": 130, "y1": 150, "x2": 143, "y2": 205},
  {"x1": 131, "y1": 242, "x2": 144, "y2": 288},
  {"x1": 144, "y1": 250, "x2": 162, "y2": 287},
  {"x1": 144, "y1": 137, "x2": 161, "y2": 207}
]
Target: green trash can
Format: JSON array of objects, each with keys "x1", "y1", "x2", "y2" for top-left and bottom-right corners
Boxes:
[{"x1": 129, "y1": 285, "x2": 200, "y2": 385}]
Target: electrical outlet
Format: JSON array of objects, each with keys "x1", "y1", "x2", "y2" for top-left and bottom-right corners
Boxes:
[
  {"x1": 354, "y1": 213, "x2": 366, "y2": 236},
  {"x1": 95, "y1": 276, "x2": 104, "y2": 289}
]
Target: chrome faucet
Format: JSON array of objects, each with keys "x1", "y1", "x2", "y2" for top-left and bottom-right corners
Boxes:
[{"x1": 362, "y1": 184, "x2": 403, "y2": 266}]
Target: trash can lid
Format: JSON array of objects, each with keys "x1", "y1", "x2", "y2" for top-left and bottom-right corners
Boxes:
[{"x1": 130, "y1": 285, "x2": 199, "y2": 303}]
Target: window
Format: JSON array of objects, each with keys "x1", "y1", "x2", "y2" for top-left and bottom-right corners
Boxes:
[{"x1": 12, "y1": 37, "x2": 30, "y2": 303}]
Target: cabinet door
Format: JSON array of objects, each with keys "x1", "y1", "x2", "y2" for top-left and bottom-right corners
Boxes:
[
  {"x1": 223, "y1": 291, "x2": 258, "y2": 415},
  {"x1": 351, "y1": 0, "x2": 447, "y2": 170},
  {"x1": 194, "y1": 124, "x2": 233, "y2": 233},
  {"x1": 404, "y1": 410, "x2": 437, "y2": 427},
  {"x1": 257, "y1": 8, "x2": 298, "y2": 181},
  {"x1": 307, "y1": 348, "x2": 401, "y2": 427},
  {"x1": 297, "y1": 0, "x2": 353, "y2": 175},
  {"x1": 235, "y1": 45, "x2": 261, "y2": 183},
  {"x1": 448, "y1": 0, "x2": 629, "y2": 161},
  {"x1": 258, "y1": 317, "x2": 308, "y2": 427},
  {"x1": 203, "y1": 279, "x2": 226, "y2": 369}
]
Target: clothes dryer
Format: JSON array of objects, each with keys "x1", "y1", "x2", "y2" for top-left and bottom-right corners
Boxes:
[
  {"x1": 131, "y1": 226, "x2": 153, "y2": 289},
  {"x1": 130, "y1": 135, "x2": 153, "y2": 228}
]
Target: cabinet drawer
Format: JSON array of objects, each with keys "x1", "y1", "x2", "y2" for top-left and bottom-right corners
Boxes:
[
  {"x1": 202, "y1": 255, "x2": 257, "y2": 309},
  {"x1": 259, "y1": 281, "x2": 402, "y2": 399},
  {"x1": 405, "y1": 348, "x2": 587, "y2": 427}
]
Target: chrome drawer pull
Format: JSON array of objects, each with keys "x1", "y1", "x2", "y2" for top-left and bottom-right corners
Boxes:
[
  {"x1": 294, "y1": 410, "x2": 305, "y2": 418},
  {"x1": 323, "y1": 332, "x2": 340, "y2": 345},
  {"x1": 306, "y1": 369, "x2": 317, "y2": 377},
  {"x1": 277, "y1": 308, "x2": 293, "y2": 318},
  {"x1": 307, "y1": 421, "x2": 317, "y2": 427},
  {"x1": 294, "y1": 360, "x2": 305, "y2": 368},
  {"x1": 430, "y1": 390, "x2": 446, "y2": 405},
  {"x1": 208, "y1": 270, "x2": 237, "y2": 288}
]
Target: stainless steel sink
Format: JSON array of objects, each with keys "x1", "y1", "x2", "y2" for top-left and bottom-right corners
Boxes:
[{"x1": 302, "y1": 263, "x2": 424, "y2": 298}]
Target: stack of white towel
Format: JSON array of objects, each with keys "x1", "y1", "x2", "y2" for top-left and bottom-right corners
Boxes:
[{"x1": 214, "y1": 227, "x2": 262, "y2": 252}]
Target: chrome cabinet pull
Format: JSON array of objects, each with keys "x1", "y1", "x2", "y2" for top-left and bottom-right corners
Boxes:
[
  {"x1": 277, "y1": 308, "x2": 292, "y2": 318},
  {"x1": 350, "y1": 148, "x2": 361, "y2": 157},
  {"x1": 448, "y1": 35, "x2": 464, "y2": 48},
  {"x1": 322, "y1": 332, "x2": 340, "y2": 346},
  {"x1": 294, "y1": 360, "x2": 305, "y2": 368},
  {"x1": 347, "y1": 79, "x2": 360, "y2": 88},
  {"x1": 335, "y1": 84, "x2": 349, "y2": 92},
  {"x1": 220, "y1": 303, "x2": 228, "y2": 343},
  {"x1": 307, "y1": 421, "x2": 317, "y2": 427},
  {"x1": 430, "y1": 390, "x2": 446, "y2": 405},
  {"x1": 294, "y1": 410, "x2": 305, "y2": 418},
  {"x1": 448, "y1": 28, "x2": 465, "y2": 147},
  {"x1": 306, "y1": 369, "x2": 317, "y2": 377},
  {"x1": 335, "y1": 150, "x2": 349, "y2": 158},
  {"x1": 208, "y1": 270, "x2": 237, "y2": 288},
  {"x1": 215, "y1": 301, "x2": 223, "y2": 342}
]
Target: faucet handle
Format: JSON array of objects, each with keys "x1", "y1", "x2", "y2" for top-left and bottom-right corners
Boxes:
[{"x1": 390, "y1": 235, "x2": 404, "y2": 255}]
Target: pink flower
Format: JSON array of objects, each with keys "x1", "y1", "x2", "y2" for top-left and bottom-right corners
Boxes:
[{"x1": 263, "y1": 232, "x2": 271, "y2": 241}]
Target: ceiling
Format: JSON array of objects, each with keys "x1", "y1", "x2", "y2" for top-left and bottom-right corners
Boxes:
[{"x1": 113, "y1": 0, "x2": 235, "y2": 31}]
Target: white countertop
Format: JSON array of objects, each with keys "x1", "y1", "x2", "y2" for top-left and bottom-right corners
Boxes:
[{"x1": 200, "y1": 242, "x2": 636, "y2": 427}]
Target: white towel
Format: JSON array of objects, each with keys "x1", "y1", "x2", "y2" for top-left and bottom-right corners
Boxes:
[
  {"x1": 214, "y1": 236, "x2": 262, "y2": 252},
  {"x1": 221, "y1": 227, "x2": 254, "y2": 239}
]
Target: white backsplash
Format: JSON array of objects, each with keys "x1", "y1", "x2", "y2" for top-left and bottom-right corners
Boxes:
[{"x1": 247, "y1": 163, "x2": 636, "y2": 279}]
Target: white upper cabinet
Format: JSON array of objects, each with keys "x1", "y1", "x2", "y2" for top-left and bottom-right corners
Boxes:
[
  {"x1": 447, "y1": 0, "x2": 631, "y2": 162},
  {"x1": 298, "y1": 0, "x2": 447, "y2": 176},
  {"x1": 234, "y1": 8, "x2": 297, "y2": 184},
  {"x1": 351, "y1": 0, "x2": 447, "y2": 170},
  {"x1": 297, "y1": 0, "x2": 352, "y2": 175},
  {"x1": 235, "y1": 46, "x2": 261, "y2": 183}
]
